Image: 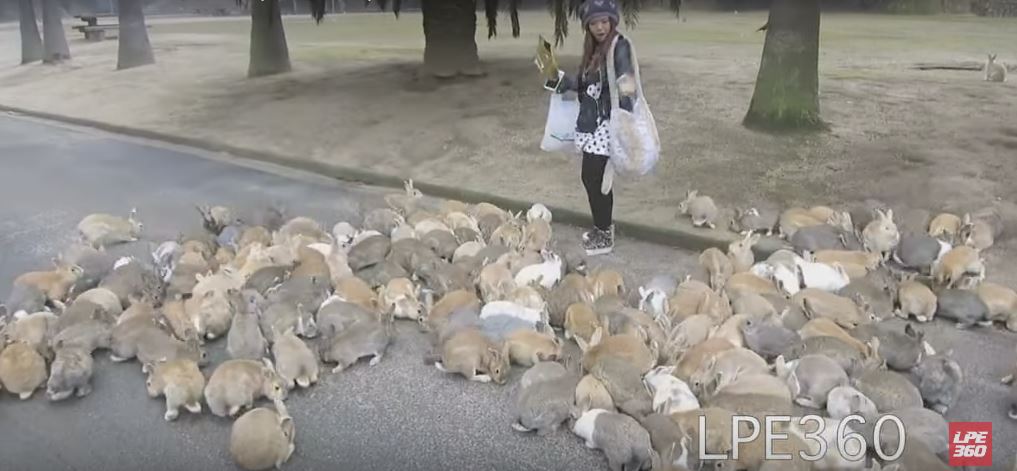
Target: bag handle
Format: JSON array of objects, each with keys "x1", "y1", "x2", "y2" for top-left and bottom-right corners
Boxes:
[{"x1": 605, "y1": 34, "x2": 645, "y2": 112}]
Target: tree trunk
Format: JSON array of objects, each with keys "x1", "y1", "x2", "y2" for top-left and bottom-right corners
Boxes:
[
  {"x1": 42, "y1": 0, "x2": 70, "y2": 63},
  {"x1": 117, "y1": 0, "x2": 154, "y2": 70},
  {"x1": 248, "y1": 0, "x2": 291, "y2": 78},
  {"x1": 19, "y1": 0, "x2": 44, "y2": 64},
  {"x1": 743, "y1": 0, "x2": 825, "y2": 131},
  {"x1": 421, "y1": 0, "x2": 483, "y2": 78}
]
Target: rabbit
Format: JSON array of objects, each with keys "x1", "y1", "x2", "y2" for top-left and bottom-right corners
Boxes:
[
  {"x1": 839, "y1": 268, "x2": 898, "y2": 321},
  {"x1": 709, "y1": 371, "x2": 792, "y2": 403},
  {"x1": 514, "y1": 251, "x2": 564, "y2": 290},
  {"x1": 266, "y1": 275, "x2": 331, "y2": 318},
  {"x1": 519, "y1": 360, "x2": 569, "y2": 390},
  {"x1": 564, "y1": 302, "x2": 601, "y2": 344},
  {"x1": 196, "y1": 204, "x2": 236, "y2": 234},
  {"x1": 931, "y1": 213, "x2": 960, "y2": 243},
  {"x1": 452, "y1": 240, "x2": 486, "y2": 264},
  {"x1": 50, "y1": 319, "x2": 112, "y2": 354},
  {"x1": 977, "y1": 281, "x2": 1017, "y2": 323},
  {"x1": 504, "y1": 329, "x2": 562, "y2": 366},
  {"x1": 135, "y1": 327, "x2": 209, "y2": 373},
  {"x1": 526, "y1": 203, "x2": 553, "y2": 224},
  {"x1": 158, "y1": 294, "x2": 203, "y2": 343},
  {"x1": 727, "y1": 233, "x2": 760, "y2": 274},
  {"x1": 261, "y1": 302, "x2": 319, "y2": 344},
  {"x1": 798, "y1": 318, "x2": 870, "y2": 356},
  {"x1": 794, "y1": 288, "x2": 873, "y2": 329},
  {"x1": 777, "y1": 207, "x2": 825, "y2": 239},
  {"x1": 419, "y1": 229, "x2": 459, "y2": 261},
  {"x1": 644, "y1": 365, "x2": 700, "y2": 414},
  {"x1": 420, "y1": 289, "x2": 481, "y2": 333},
  {"x1": 637, "y1": 274, "x2": 677, "y2": 319},
  {"x1": 699, "y1": 247, "x2": 733, "y2": 291},
  {"x1": 931, "y1": 245, "x2": 984, "y2": 289},
  {"x1": 77, "y1": 208, "x2": 143, "y2": 248},
  {"x1": 677, "y1": 190, "x2": 719, "y2": 229},
  {"x1": 414, "y1": 258, "x2": 473, "y2": 298},
  {"x1": 775, "y1": 354, "x2": 848, "y2": 409},
  {"x1": 795, "y1": 258, "x2": 852, "y2": 292},
  {"x1": 688, "y1": 347, "x2": 769, "y2": 398},
  {"x1": 479, "y1": 300, "x2": 544, "y2": 333},
  {"x1": 814, "y1": 249, "x2": 881, "y2": 274},
  {"x1": 3, "y1": 311, "x2": 59, "y2": 361},
  {"x1": 1, "y1": 284, "x2": 48, "y2": 320},
  {"x1": 960, "y1": 207, "x2": 1004, "y2": 250},
  {"x1": 490, "y1": 218, "x2": 526, "y2": 250},
  {"x1": 205, "y1": 358, "x2": 288, "y2": 418},
  {"x1": 909, "y1": 350, "x2": 962, "y2": 415},
  {"x1": 433, "y1": 327, "x2": 510, "y2": 384},
  {"x1": 505, "y1": 285, "x2": 547, "y2": 313},
  {"x1": 853, "y1": 368, "x2": 923, "y2": 412},
  {"x1": 589, "y1": 354, "x2": 654, "y2": 419},
  {"x1": 985, "y1": 52, "x2": 1008, "y2": 82},
  {"x1": 740, "y1": 315, "x2": 801, "y2": 361},
  {"x1": 62, "y1": 243, "x2": 116, "y2": 295},
  {"x1": 862, "y1": 208, "x2": 900, "y2": 260},
  {"x1": 703, "y1": 420, "x2": 812, "y2": 471},
  {"x1": 109, "y1": 301, "x2": 163, "y2": 362},
  {"x1": 729, "y1": 207, "x2": 774, "y2": 236},
  {"x1": 893, "y1": 234, "x2": 948, "y2": 274},
  {"x1": 45, "y1": 343, "x2": 94, "y2": 401},
  {"x1": 660, "y1": 314, "x2": 715, "y2": 361},
  {"x1": 100, "y1": 258, "x2": 166, "y2": 309},
  {"x1": 345, "y1": 234, "x2": 391, "y2": 272},
  {"x1": 145, "y1": 358, "x2": 206, "y2": 421},
  {"x1": 724, "y1": 272, "x2": 780, "y2": 297},
  {"x1": 228, "y1": 298, "x2": 269, "y2": 360},
  {"x1": 318, "y1": 318, "x2": 393, "y2": 373},
  {"x1": 522, "y1": 218, "x2": 553, "y2": 253},
  {"x1": 850, "y1": 322, "x2": 926, "y2": 371},
  {"x1": 576, "y1": 374, "x2": 616, "y2": 413},
  {"x1": 13, "y1": 258, "x2": 85, "y2": 308},
  {"x1": 826, "y1": 385, "x2": 879, "y2": 420},
  {"x1": 935, "y1": 288, "x2": 991, "y2": 329},
  {"x1": 511, "y1": 373, "x2": 581, "y2": 436},
  {"x1": 894, "y1": 273, "x2": 938, "y2": 322},
  {"x1": 783, "y1": 335, "x2": 882, "y2": 379},
  {"x1": 272, "y1": 216, "x2": 331, "y2": 247},
  {"x1": 588, "y1": 267, "x2": 626, "y2": 301},
  {"x1": 786, "y1": 416, "x2": 871, "y2": 470},
  {"x1": 546, "y1": 273, "x2": 596, "y2": 327},
  {"x1": 230, "y1": 399, "x2": 296, "y2": 471},
  {"x1": 859, "y1": 407, "x2": 949, "y2": 458},
  {"x1": 792, "y1": 224, "x2": 860, "y2": 253},
  {"x1": 377, "y1": 277, "x2": 423, "y2": 321},
  {"x1": 363, "y1": 207, "x2": 405, "y2": 236},
  {"x1": 72, "y1": 287, "x2": 123, "y2": 319},
  {"x1": 0, "y1": 341, "x2": 48, "y2": 399},
  {"x1": 577, "y1": 327, "x2": 657, "y2": 375},
  {"x1": 289, "y1": 245, "x2": 332, "y2": 282},
  {"x1": 639, "y1": 414, "x2": 692, "y2": 471},
  {"x1": 478, "y1": 259, "x2": 516, "y2": 303},
  {"x1": 572, "y1": 409, "x2": 655, "y2": 471},
  {"x1": 192, "y1": 289, "x2": 238, "y2": 341},
  {"x1": 272, "y1": 326, "x2": 320, "y2": 389},
  {"x1": 674, "y1": 337, "x2": 736, "y2": 382}
]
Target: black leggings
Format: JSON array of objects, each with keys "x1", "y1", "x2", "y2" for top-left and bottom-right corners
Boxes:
[{"x1": 581, "y1": 152, "x2": 613, "y2": 231}]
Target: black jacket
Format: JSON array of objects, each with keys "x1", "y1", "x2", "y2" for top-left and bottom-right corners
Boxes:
[{"x1": 549, "y1": 35, "x2": 636, "y2": 134}]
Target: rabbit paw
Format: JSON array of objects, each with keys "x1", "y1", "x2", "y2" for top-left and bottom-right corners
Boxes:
[
  {"x1": 185, "y1": 402, "x2": 202, "y2": 414},
  {"x1": 470, "y1": 374, "x2": 492, "y2": 383},
  {"x1": 369, "y1": 354, "x2": 384, "y2": 366},
  {"x1": 165, "y1": 408, "x2": 180, "y2": 421},
  {"x1": 1002, "y1": 374, "x2": 1014, "y2": 385}
]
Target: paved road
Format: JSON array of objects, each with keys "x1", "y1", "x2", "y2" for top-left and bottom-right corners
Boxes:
[
  {"x1": 0, "y1": 114, "x2": 1014, "y2": 470},
  {"x1": 0, "y1": 114, "x2": 702, "y2": 471}
]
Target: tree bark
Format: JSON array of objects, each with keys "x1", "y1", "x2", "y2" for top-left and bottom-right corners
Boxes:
[
  {"x1": 116, "y1": 0, "x2": 154, "y2": 70},
  {"x1": 248, "y1": 0, "x2": 291, "y2": 78},
  {"x1": 743, "y1": 0, "x2": 825, "y2": 131},
  {"x1": 421, "y1": 0, "x2": 483, "y2": 78},
  {"x1": 42, "y1": 0, "x2": 70, "y2": 63},
  {"x1": 19, "y1": 0, "x2": 44, "y2": 64}
]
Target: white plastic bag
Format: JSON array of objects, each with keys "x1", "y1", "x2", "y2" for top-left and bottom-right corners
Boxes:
[
  {"x1": 605, "y1": 35, "x2": 661, "y2": 177},
  {"x1": 540, "y1": 92, "x2": 580, "y2": 153}
]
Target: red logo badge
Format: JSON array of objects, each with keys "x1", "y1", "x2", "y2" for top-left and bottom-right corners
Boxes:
[{"x1": 949, "y1": 422, "x2": 992, "y2": 467}]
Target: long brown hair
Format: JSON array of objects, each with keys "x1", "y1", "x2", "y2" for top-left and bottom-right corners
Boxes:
[{"x1": 579, "y1": 19, "x2": 619, "y2": 76}]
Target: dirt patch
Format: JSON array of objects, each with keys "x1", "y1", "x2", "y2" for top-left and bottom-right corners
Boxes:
[{"x1": 0, "y1": 11, "x2": 1015, "y2": 277}]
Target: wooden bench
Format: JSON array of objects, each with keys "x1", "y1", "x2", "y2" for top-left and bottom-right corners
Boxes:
[{"x1": 73, "y1": 14, "x2": 119, "y2": 42}]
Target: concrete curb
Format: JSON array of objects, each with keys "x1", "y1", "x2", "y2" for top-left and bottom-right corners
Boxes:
[{"x1": 0, "y1": 104, "x2": 787, "y2": 258}]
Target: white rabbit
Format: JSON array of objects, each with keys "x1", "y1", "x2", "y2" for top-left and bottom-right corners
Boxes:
[
  {"x1": 514, "y1": 251, "x2": 563, "y2": 290},
  {"x1": 642, "y1": 365, "x2": 700, "y2": 414},
  {"x1": 795, "y1": 259, "x2": 850, "y2": 292},
  {"x1": 986, "y1": 53, "x2": 1007, "y2": 82},
  {"x1": 479, "y1": 300, "x2": 543, "y2": 327},
  {"x1": 526, "y1": 203, "x2": 553, "y2": 224},
  {"x1": 331, "y1": 222, "x2": 357, "y2": 249}
]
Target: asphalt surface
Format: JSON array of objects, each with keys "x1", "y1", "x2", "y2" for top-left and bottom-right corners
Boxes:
[{"x1": 0, "y1": 114, "x2": 1015, "y2": 470}]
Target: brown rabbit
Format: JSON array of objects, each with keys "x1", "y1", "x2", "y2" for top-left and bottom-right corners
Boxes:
[
  {"x1": 798, "y1": 318, "x2": 869, "y2": 356},
  {"x1": 978, "y1": 282, "x2": 1017, "y2": 324},
  {"x1": 727, "y1": 233, "x2": 760, "y2": 274},
  {"x1": 564, "y1": 302, "x2": 601, "y2": 345},
  {"x1": 0, "y1": 341, "x2": 48, "y2": 400},
  {"x1": 145, "y1": 358, "x2": 206, "y2": 421},
  {"x1": 420, "y1": 289, "x2": 481, "y2": 333},
  {"x1": 699, "y1": 247, "x2": 734, "y2": 291},
  {"x1": 793, "y1": 288, "x2": 874, "y2": 330},
  {"x1": 725, "y1": 272, "x2": 780, "y2": 297},
  {"x1": 674, "y1": 337, "x2": 736, "y2": 382},
  {"x1": 928, "y1": 212, "x2": 963, "y2": 243},
  {"x1": 229, "y1": 399, "x2": 296, "y2": 471},
  {"x1": 546, "y1": 273, "x2": 596, "y2": 327},
  {"x1": 576, "y1": 374, "x2": 617, "y2": 414},
  {"x1": 896, "y1": 273, "x2": 938, "y2": 323},
  {"x1": 334, "y1": 276, "x2": 380, "y2": 314},
  {"x1": 13, "y1": 257, "x2": 85, "y2": 307},
  {"x1": 589, "y1": 268, "x2": 626, "y2": 301},
  {"x1": 504, "y1": 329, "x2": 563, "y2": 366},
  {"x1": 666, "y1": 278, "x2": 715, "y2": 322},
  {"x1": 932, "y1": 245, "x2": 984, "y2": 289},
  {"x1": 778, "y1": 207, "x2": 824, "y2": 240},
  {"x1": 577, "y1": 327, "x2": 657, "y2": 375},
  {"x1": 434, "y1": 327, "x2": 510, "y2": 384},
  {"x1": 204, "y1": 358, "x2": 288, "y2": 418}
]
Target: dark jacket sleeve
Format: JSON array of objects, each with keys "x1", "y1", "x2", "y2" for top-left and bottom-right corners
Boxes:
[{"x1": 612, "y1": 37, "x2": 636, "y2": 112}]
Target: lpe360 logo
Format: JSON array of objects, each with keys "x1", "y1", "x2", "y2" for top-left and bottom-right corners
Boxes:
[
  {"x1": 697, "y1": 415, "x2": 907, "y2": 463},
  {"x1": 949, "y1": 422, "x2": 992, "y2": 467}
]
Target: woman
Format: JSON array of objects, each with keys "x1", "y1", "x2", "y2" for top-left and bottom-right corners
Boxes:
[{"x1": 545, "y1": 0, "x2": 637, "y2": 256}]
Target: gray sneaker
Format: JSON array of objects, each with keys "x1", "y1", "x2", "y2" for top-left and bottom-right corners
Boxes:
[{"x1": 582, "y1": 226, "x2": 614, "y2": 256}]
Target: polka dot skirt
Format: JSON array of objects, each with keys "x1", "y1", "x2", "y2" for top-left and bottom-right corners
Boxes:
[{"x1": 574, "y1": 81, "x2": 611, "y2": 157}]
